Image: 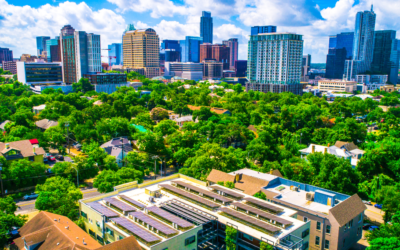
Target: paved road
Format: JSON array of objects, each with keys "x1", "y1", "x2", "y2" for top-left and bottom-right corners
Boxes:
[
  {"x1": 15, "y1": 188, "x2": 101, "y2": 215},
  {"x1": 364, "y1": 204, "x2": 384, "y2": 224}
]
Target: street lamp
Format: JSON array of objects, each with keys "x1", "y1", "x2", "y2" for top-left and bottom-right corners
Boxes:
[
  {"x1": 0, "y1": 163, "x2": 3, "y2": 197},
  {"x1": 65, "y1": 122, "x2": 70, "y2": 154},
  {"x1": 71, "y1": 166, "x2": 79, "y2": 187},
  {"x1": 153, "y1": 156, "x2": 162, "y2": 178},
  {"x1": 120, "y1": 138, "x2": 125, "y2": 167}
]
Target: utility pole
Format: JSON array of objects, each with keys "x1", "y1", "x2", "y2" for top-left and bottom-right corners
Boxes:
[
  {"x1": 72, "y1": 166, "x2": 79, "y2": 187},
  {"x1": 120, "y1": 138, "x2": 124, "y2": 167},
  {"x1": 0, "y1": 163, "x2": 3, "y2": 197},
  {"x1": 65, "y1": 122, "x2": 70, "y2": 154}
]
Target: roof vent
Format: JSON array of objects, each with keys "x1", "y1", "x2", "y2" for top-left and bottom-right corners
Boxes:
[
  {"x1": 83, "y1": 239, "x2": 87, "y2": 245},
  {"x1": 57, "y1": 243, "x2": 60, "y2": 246},
  {"x1": 65, "y1": 226, "x2": 69, "y2": 230},
  {"x1": 54, "y1": 219, "x2": 57, "y2": 221},
  {"x1": 76, "y1": 237, "x2": 79, "y2": 239}
]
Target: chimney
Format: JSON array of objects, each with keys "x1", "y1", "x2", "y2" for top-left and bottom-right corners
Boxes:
[
  {"x1": 311, "y1": 145, "x2": 315, "y2": 153},
  {"x1": 270, "y1": 169, "x2": 273, "y2": 174},
  {"x1": 327, "y1": 143, "x2": 330, "y2": 147},
  {"x1": 58, "y1": 218, "x2": 60, "y2": 223},
  {"x1": 5, "y1": 143, "x2": 9, "y2": 149},
  {"x1": 235, "y1": 174, "x2": 240, "y2": 182},
  {"x1": 33, "y1": 147, "x2": 36, "y2": 154},
  {"x1": 324, "y1": 148, "x2": 327, "y2": 154}
]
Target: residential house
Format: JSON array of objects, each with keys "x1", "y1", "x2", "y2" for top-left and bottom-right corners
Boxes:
[
  {"x1": 35, "y1": 119, "x2": 59, "y2": 130},
  {"x1": 0, "y1": 120, "x2": 10, "y2": 131},
  {"x1": 187, "y1": 105, "x2": 231, "y2": 116},
  {"x1": 32, "y1": 104, "x2": 46, "y2": 115},
  {"x1": 93, "y1": 100, "x2": 103, "y2": 106},
  {"x1": 10, "y1": 211, "x2": 141, "y2": 250},
  {"x1": 100, "y1": 137, "x2": 132, "y2": 167},
  {"x1": 173, "y1": 115, "x2": 198, "y2": 127},
  {"x1": 0, "y1": 139, "x2": 45, "y2": 163}
]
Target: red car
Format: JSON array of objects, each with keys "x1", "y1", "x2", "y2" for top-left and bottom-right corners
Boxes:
[{"x1": 47, "y1": 155, "x2": 56, "y2": 161}]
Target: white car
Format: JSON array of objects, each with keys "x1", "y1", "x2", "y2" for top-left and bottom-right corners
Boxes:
[{"x1": 23, "y1": 193, "x2": 39, "y2": 200}]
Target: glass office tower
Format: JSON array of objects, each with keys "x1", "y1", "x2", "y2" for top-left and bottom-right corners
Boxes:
[
  {"x1": 200, "y1": 11, "x2": 213, "y2": 44},
  {"x1": 251, "y1": 26, "x2": 277, "y2": 35},
  {"x1": 36, "y1": 36, "x2": 51, "y2": 56},
  {"x1": 108, "y1": 43, "x2": 123, "y2": 66},
  {"x1": 180, "y1": 37, "x2": 203, "y2": 63}
]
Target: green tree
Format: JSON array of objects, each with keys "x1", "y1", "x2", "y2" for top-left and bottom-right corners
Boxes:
[
  {"x1": 375, "y1": 186, "x2": 400, "y2": 222},
  {"x1": 72, "y1": 78, "x2": 94, "y2": 93},
  {"x1": 35, "y1": 177, "x2": 83, "y2": 220},
  {"x1": 93, "y1": 168, "x2": 143, "y2": 193},
  {"x1": 154, "y1": 119, "x2": 179, "y2": 136},
  {"x1": 260, "y1": 242, "x2": 274, "y2": 250},
  {"x1": 254, "y1": 191, "x2": 267, "y2": 200},
  {"x1": 0, "y1": 197, "x2": 27, "y2": 247},
  {"x1": 225, "y1": 226, "x2": 237, "y2": 250},
  {"x1": 367, "y1": 237, "x2": 400, "y2": 250}
]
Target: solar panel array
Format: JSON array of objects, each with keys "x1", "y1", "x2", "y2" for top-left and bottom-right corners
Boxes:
[
  {"x1": 111, "y1": 217, "x2": 161, "y2": 243},
  {"x1": 130, "y1": 212, "x2": 178, "y2": 236},
  {"x1": 233, "y1": 202, "x2": 292, "y2": 226},
  {"x1": 119, "y1": 195, "x2": 147, "y2": 210},
  {"x1": 220, "y1": 207, "x2": 281, "y2": 233},
  {"x1": 160, "y1": 184, "x2": 220, "y2": 208},
  {"x1": 87, "y1": 202, "x2": 119, "y2": 217},
  {"x1": 210, "y1": 185, "x2": 245, "y2": 199},
  {"x1": 243, "y1": 197, "x2": 284, "y2": 213},
  {"x1": 147, "y1": 206, "x2": 193, "y2": 228},
  {"x1": 104, "y1": 197, "x2": 136, "y2": 212},
  {"x1": 172, "y1": 180, "x2": 233, "y2": 203}
]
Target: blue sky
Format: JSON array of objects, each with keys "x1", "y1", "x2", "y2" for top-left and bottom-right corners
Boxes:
[{"x1": 1, "y1": 0, "x2": 399, "y2": 63}]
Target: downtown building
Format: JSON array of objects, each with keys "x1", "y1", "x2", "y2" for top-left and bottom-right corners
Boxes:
[
  {"x1": 247, "y1": 33, "x2": 304, "y2": 95},
  {"x1": 108, "y1": 43, "x2": 123, "y2": 66},
  {"x1": 200, "y1": 44, "x2": 230, "y2": 69},
  {"x1": 325, "y1": 32, "x2": 354, "y2": 79},
  {"x1": 36, "y1": 36, "x2": 50, "y2": 57},
  {"x1": 0, "y1": 47, "x2": 13, "y2": 66},
  {"x1": 251, "y1": 26, "x2": 277, "y2": 35},
  {"x1": 46, "y1": 37, "x2": 61, "y2": 62},
  {"x1": 200, "y1": 11, "x2": 213, "y2": 44},
  {"x1": 181, "y1": 36, "x2": 203, "y2": 63},
  {"x1": 223, "y1": 38, "x2": 239, "y2": 70},
  {"x1": 164, "y1": 62, "x2": 203, "y2": 81},
  {"x1": 123, "y1": 28, "x2": 160, "y2": 78},
  {"x1": 302, "y1": 55, "x2": 311, "y2": 80}
]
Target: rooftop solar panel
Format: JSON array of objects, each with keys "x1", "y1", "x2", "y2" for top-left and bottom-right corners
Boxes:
[
  {"x1": 166, "y1": 203, "x2": 210, "y2": 223},
  {"x1": 220, "y1": 207, "x2": 281, "y2": 233},
  {"x1": 104, "y1": 197, "x2": 136, "y2": 213},
  {"x1": 111, "y1": 217, "x2": 161, "y2": 243},
  {"x1": 161, "y1": 204, "x2": 206, "y2": 225},
  {"x1": 130, "y1": 212, "x2": 178, "y2": 236},
  {"x1": 209, "y1": 185, "x2": 245, "y2": 199},
  {"x1": 233, "y1": 202, "x2": 292, "y2": 226},
  {"x1": 147, "y1": 206, "x2": 193, "y2": 228},
  {"x1": 243, "y1": 197, "x2": 284, "y2": 213},
  {"x1": 119, "y1": 195, "x2": 147, "y2": 210},
  {"x1": 87, "y1": 202, "x2": 119, "y2": 217},
  {"x1": 172, "y1": 180, "x2": 233, "y2": 203},
  {"x1": 160, "y1": 184, "x2": 220, "y2": 208}
]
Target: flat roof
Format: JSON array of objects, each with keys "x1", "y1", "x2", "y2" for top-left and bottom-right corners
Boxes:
[{"x1": 229, "y1": 169, "x2": 279, "y2": 182}]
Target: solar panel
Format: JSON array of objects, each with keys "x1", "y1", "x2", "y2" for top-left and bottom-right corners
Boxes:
[
  {"x1": 130, "y1": 212, "x2": 178, "y2": 236},
  {"x1": 210, "y1": 185, "x2": 245, "y2": 199},
  {"x1": 220, "y1": 207, "x2": 281, "y2": 233},
  {"x1": 104, "y1": 197, "x2": 136, "y2": 213},
  {"x1": 111, "y1": 217, "x2": 161, "y2": 243},
  {"x1": 172, "y1": 180, "x2": 233, "y2": 203},
  {"x1": 87, "y1": 202, "x2": 119, "y2": 218},
  {"x1": 162, "y1": 204, "x2": 207, "y2": 225},
  {"x1": 147, "y1": 206, "x2": 193, "y2": 228},
  {"x1": 243, "y1": 197, "x2": 284, "y2": 213},
  {"x1": 232, "y1": 202, "x2": 292, "y2": 226},
  {"x1": 160, "y1": 184, "x2": 220, "y2": 208},
  {"x1": 119, "y1": 195, "x2": 147, "y2": 210}
]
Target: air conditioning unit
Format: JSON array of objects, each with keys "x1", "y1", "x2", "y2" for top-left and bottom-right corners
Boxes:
[
  {"x1": 306, "y1": 192, "x2": 315, "y2": 201},
  {"x1": 290, "y1": 186, "x2": 299, "y2": 191}
]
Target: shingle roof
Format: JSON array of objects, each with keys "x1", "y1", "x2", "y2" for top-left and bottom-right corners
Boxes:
[
  {"x1": 100, "y1": 137, "x2": 132, "y2": 158},
  {"x1": 329, "y1": 194, "x2": 367, "y2": 227},
  {"x1": 335, "y1": 141, "x2": 358, "y2": 151},
  {"x1": 35, "y1": 119, "x2": 59, "y2": 130},
  {"x1": 0, "y1": 139, "x2": 45, "y2": 158},
  {"x1": 234, "y1": 174, "x2": 270, "y2": 196},
  {"x1": 206, "y1": 169, "x2": 235, "y2": 184}
]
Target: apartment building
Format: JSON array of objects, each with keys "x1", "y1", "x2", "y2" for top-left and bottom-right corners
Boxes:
[
  {"x1": 318, "y1": 79, "x2": 357, "y2": 93},
  {"x1": 207, "y1": 169, "x2": 366, "y2": 250},
  {"x1": 79, "y1": 174, "x2": 309, "y2": 250}
]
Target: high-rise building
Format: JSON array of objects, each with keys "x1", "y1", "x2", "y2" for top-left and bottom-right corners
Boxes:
[
  {"x1": 251, "y1": 26, "x2": 277, "y2": 35},
  {"x1": 17, "y1": 62, "x2": 63, "y2": 86},
  {"x1": 164, "y1": 62, "x2": 203, "y2": 81},
  {"x1": 164, "y1": 50, "x2": 181, "y2": 62},
  {"x1": 123, "y1": 28, "x2": 160, "y2": 78},
  {"x1": 2, "y1": 61, "x2": 17, "y2": 74},
  {"x1": 46, "y1": 38, "x2": 61, "y2": 62},
  {"x1": 200, "y1": 43, "x2": 213, "y2": 63},
  {"x1": 108, "y1": 43, "x2": 123, "y2": 66},
  {"x1": 36, "y1": 36, "x2": 50, "y2": 56},
  {"x1": 222, "y1": 38, "x2": 239, "y2": 69},
  {"x1": 247, "y1": 32, "x2": 303, "y2": 95},
  {"x1": 60, "y1": 25, "x2": 102, "y2": 84},
  {"x1": 234, "y1": 60, "x2": 247, "y2": 77},
  {"x1": 212, "y1": 44, "x2": 230, "y2": 70},
  {"x1": 371, "y1": 30, "x2": 399, "y2": 84},
  {"x1": 0, "y1": 47, "x2": 13, "y2": 63},
  {"x1": 203, "y1": 60, "x2": 223, "y2": 79},
  {"x1": 161, "y1": 40, "x2": 181, "y2": 51},
  {"x1": 161, "y1": 40, "x2": 181, "y2": 64},
  {"x1": 200, "y1": 11, "x2": 213, "y2": 44},
  {"x1": 326, "y1": 48, "x2": 347, "y2": 79},
  {"x1": 345, "y1": 6, "x2": 376, "y2": 79},
  {"x1": 180, "y1": 36, "x2": 203, "y2": 63},
  {"x1": 302, "y1": 54, "x2": 311, "y2": 77}
]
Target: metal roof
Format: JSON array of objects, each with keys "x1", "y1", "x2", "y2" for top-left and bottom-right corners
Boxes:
[
  {"x1": 87, "y1": 202, "x2": 119, "y2": 218},
  {"x1": 159, "y1": 184, "x2": 220, "y2": 208},
  {"x1": 232, "y1": 202, "x2": 292, "y2": 226},
  {"x1": 103, "y1": 197, "x2": 137, "y2": 213},
  {"x1": 129, "y1": 212, "x2": 178, "y2": 236},
  {"x1": 209, "y1": 185, "x2": 245, "y2": 199},
  {"x1": 110, "y1": 217, "x2": 161, "y2": 243},
  {"x1": 119, "y1": 195, "x2": 147, "y2": 210},
  {"x1": 146, "y1": 206, "x2": 193, "y2": 228},
  {"x1": 171, "y1": 180, "x2": 233, "y2": 203},
  {"x1": 242, "y1": 197, "x2": 284, "y2": 214}
]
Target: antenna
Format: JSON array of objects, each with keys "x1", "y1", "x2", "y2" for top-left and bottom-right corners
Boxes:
[{"x1": 371, "y1": 4, "x2": 373, "y2": 12}]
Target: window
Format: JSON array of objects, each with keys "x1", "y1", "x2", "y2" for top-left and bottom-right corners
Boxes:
[
  {"x1": 185, "y1": 236, "x2": 196, "y2": 246},
  {"x1": 325, "y1": 240, "x2": 330, "y2": 249},
  {"x1": 303, "y1": 241, "x2": 309, "y2": 250},
  {"x1": 326, "y1": 225, "x2": 331, "y2": 234},
  {"x1": 29, "y1": 156, "x2": 34, "y2": 161},
  {"x1": 343, "y1": 239, "x2": 345, "y2": 247},
  {"x1": 349, "y1": 219, "x2": 353, "y2": 227},
  {"x1": 243, "y1": 233, "x2": 253, "y2": 241},
  {"x1": 316, "y1": 222, "x2": 321, "y2": 230},
  {"x1": 106, "y1": 240, "x2": 111, "y2": 244},
  {"x1": 357, "y1": 227, "x2": 361, "y2": 236},
  {"x1": 81, "y1": 211, "x2": 87, "y2": 219},
  {"x1": 89, "y1": 229, "x2": 95, "y2": 237},
  {"x1": 358, "y1": 213, "x2": 363, "y2": 223},
  {"x1": 303, "y1": 217, "x2": 308, "y2": 222},
  {"x1": 96, "y1": 235, "x2": 104, "y2": 244},
  {"x1": 315, "y1": 236, "x2": 320, "y2": 246},
  {"x1": 118, "y1": 235, "x2": 124, "y2": 240},
  {"x1": 106, "y1": 227, "x2": 114, "y2": 236},
  {"x1": 301, "y1": 229, "x2": 309, "y2": 238},
  {"x1": 96, "y1": 221, "x2": 101, "y2": 228}
]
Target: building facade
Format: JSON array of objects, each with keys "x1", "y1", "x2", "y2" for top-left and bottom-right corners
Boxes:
[
  {"x1": 318, "y1": 79, "x2": 358, "y2": 93},
  {"x1": 17, "y1": 62, "x2": 63, "y2": 86},
  {"x1": 0, "y1": 47, "x2": 13, "y2": 63},
  {"x1": 325, "y1": 48, "x2": 347, "y2": 79},
  {"x1": 123, "y1": 28, "x2": 160, "y2": 78},
  {"x1": 199, "y1": 43, "x2": 213, "y2": 63},
  {"x1": 200, "y1": 11, "x2": 213, "y2": 44},
  {"x1": 371, "y1": 30, "x2": 399, "y2": 84},
  {"x1": 212, "y1": 44, "x2": 230, "y2": 70},
  {"x1": 247, "y1": 32, "x2": 303, "y2": 95},
  {"x1": 60, "y1": 27, "x2": 76, "y2": 84},
  {"x1": 180, "y1": 36, "x2": 203, "y2": 63},
  {"x1": 223, "y1": 38, "x2": 239, "y2": 69},
  {"x1": 164, "y1": 62, "x2": 203, "y2": 81},
  {"x1": 36, "y1": 36, "x2": 50, "y2": 56},
  {"x1": 45, "y1": 38, "x2": 61, "y2": 62},
  {"x1": 329, "y1": 32, "x2": 354, "y2": 59},
  {"x1": 2, "y1": 61, "x2": 17, "y2": 74},
  {"x1": 234, "y1": 60, "x2": 247, "y2": 77},
  {"x1": 108, "y1": 43, "x2": 123, "y2": 66},
  {"x1": 203, "y1": 60, "x2": 223, "y2": 79},
  {"x1": 302, "y1": 54, "x2": 311, "y2": 77},
  {"x1": 356, "y1": 74, "x2": 388, "y2": 84},
  {"x1": 251, "y1": 26, "x2": 277, "y2": 35}
]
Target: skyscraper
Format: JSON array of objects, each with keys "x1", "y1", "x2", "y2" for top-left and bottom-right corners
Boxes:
[
  {"x1": 247, "y1": 33, "x2": 303, "y2": 95},
  {"x1": 223, "y1": 38, "x2": 239, "y2": 69},
  {"x1": 212, "y1": 44, "x2": 230, "y2": 70},
  {"x1": 36, "y1": 36, "x2": 51, "y2": 56},
  {"x1": 371, "y1": 30, "x2": 399, "y2": 84},
  {"x1": 302, "y1": 54, "x2": 311, "y2": 78},
  {"x1": 251, "y1": 26, "x2": 277, "y2": 35},
  {"x1": 60, "y1": 25, "x2": 76, "y2": 84},
  {"x1": 46, "y1": 38, "x2": 60, "y2": 62},
  {"x1": 200, "y1": 11, "x2": 213, "y2": 44},
  {"x1": 0, "y1": 47, "x2": 13, "y2": 63},
  {"x1": 161, "y1": 40, "x2": 180, "y2": 51},
  {"x1": 108, "y1": 43, "x2": 123, "y2": 66},
  {"x1": 234, "y1": 60, "x2": 247, "y2": 77},
  {"x1": 345, "y1": 6, "x2": 376, "y2": 79},
  {"x1": 325, "y1": 48, "x2": 347, "y2": 79},
  {"x1": 161, "y1": 40, "x2": 181, "y2": 63},
  {"x1": 200, "y1": 43, "x2": 213, "y2": 63},
  {"x1": 180, "y1": 36, "x2": 203, "y2": 63},
  {"x1": 123, "y1": 28, "x2": 160, "y2": 78}
]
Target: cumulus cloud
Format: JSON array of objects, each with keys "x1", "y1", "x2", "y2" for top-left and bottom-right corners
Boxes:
[
  {"x1": 107, "y1": 0, "x2": 188, "y2": 18},
  {"x1": 0, "y1": 0, "x2": 125, "y2": 57}
]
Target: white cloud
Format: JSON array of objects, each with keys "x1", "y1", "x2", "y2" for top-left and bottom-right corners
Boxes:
[
  {"x1": 107, "y1": 0, "x2": 188, "y2": 18},
  {"x1": 0, "y1": 0, "x2": 126, "y2": 58}
]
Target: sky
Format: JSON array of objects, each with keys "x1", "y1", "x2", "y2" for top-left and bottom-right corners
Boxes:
[{"x1": 1, "y1": 0, "x2": 399, "y2": 63}]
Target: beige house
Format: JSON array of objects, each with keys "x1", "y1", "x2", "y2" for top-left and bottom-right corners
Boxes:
[{"x1": 318, "y1": 80, "x2": 357, "y2": 93}]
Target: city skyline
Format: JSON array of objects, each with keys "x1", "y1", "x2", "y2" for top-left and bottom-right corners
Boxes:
[{"x1": 0, "y1": 0, "x2": 399, "y2": 63}]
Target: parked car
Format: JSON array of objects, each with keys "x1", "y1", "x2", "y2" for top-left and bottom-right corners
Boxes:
[
  {"x1": 55, "y1": 155, "x2": 64, "y2": 161},
  {"x1": 73, "y1": 143, "x2": 82, "y2": 151},
  {"x1": 363, "y1": 223, "x2": 371, "y2": 230},
  {"x1": 43, "y1": 157, "x2": 48, "y2": 163},
  {"x1": 374, "y1": 204, "x2": 383, "y2": 209},
  {"x1": 47, "y1": 155, "x2": 56, "y2": 161},
  {"x1": 363, "y1": 200, "x2": 372, "y2": 205},
  {"x1": 369, "y1": 226, "x2": 379, "y2": 231},
  {"x1": 23, "y1": 193, "x2": 39, "y2": 200}
]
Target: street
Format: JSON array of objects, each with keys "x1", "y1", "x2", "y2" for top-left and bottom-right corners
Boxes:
[
  {"x1": 15, "y1": 188, "x2": 101, "y2": 215},
  {"x1": 364, "y1": 204, "x2": 384, "y2": 224}
]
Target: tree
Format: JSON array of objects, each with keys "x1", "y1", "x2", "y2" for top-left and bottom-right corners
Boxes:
[
  {"x1": 154, "y1": 119, "x2": 179, "y2": 136},
  {"x1": 254, "y1": 191, "x2": 267, "y2": 200},
  {"x1": 3, "y1": 159, "x2": 48, "y2": 190},
  {"x1": 375, "y1": 186, "x2": 400, "y2": 222},
  {"x1": 225, "y1": 226, "x2": 237, "y2": 250},
  {"x1": 93, "y1": 168, "x2": 143, "y2": 193},
  {"x1": 72, "y1": 78, "x2": 94, "y2": 93},
  {"x1": 0, "y1": 197, "x2": 27, "y2": 247},
  {"x1": 367, "y1": 237, "x2": 400, "y2": 250},
  {"x1": 35, "y1": 177, "x2": 83, "y2": 220},
  {"x1": 260, "y1": 242, "x2": 274, "y2": 250}
]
